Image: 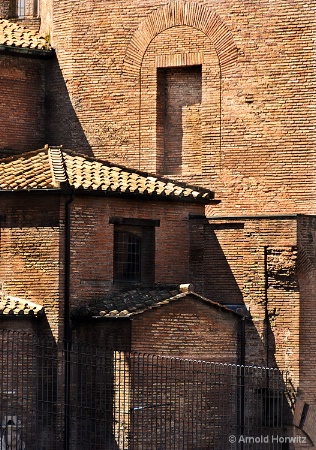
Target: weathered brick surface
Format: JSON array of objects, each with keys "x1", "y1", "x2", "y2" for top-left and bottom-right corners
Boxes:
[
  {"x1": 0, "y1": 0, "x2": 19, "y2": 19},
  {"x1": 73, "y1": 320, "x2": 131, "y2": 352},
  {"x1": 73, "y1": 297, "x2": 240, "y2": 364},
  {"x1": 0, "y1": 192, "x2": 205, "y2": 339},
  {"x1": 43, "y1": 0, "x2": 315, "y2": 215},
  {"x1": 0, "y1": 0, "x2": 40, "y2": 21},
  {"x1": 297, "y1": 216, "x2": 316, "y2": 406},
  {"x1": 68, "y1": 196, "x2": 204, "y2": 309},
  {"x1": 0, "y1": 193, "x2": 62, "y2": 337},
  {"x1": 131, "y1": 296, "x2": 240, "y2": 363},
  {"x1": 0, "y1": 55, "x2": 46, "y2": 155},
  {"x1": 190, "y1": 217, "x2": 301, "y2": 385},
  {"x1": 1, "y1": 0, "x2": 316, "y2": 436}
]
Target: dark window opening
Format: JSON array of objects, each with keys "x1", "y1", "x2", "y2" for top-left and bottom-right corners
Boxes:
[
  {"x1": 16, "y1": 0, "x2": 38, "y2": 18},
  {"x1": 18, "y1": 0, "x2": 26, "y2": 17},
  {"x1": 156, "y1": 65, "x2": 202, "y2": 175},
  {"x1": 114, "y1": 231, "x2": 141, "y2": 282},
  {"x1": 113, "y1": 224, "x2": 156, "y2": 285}
]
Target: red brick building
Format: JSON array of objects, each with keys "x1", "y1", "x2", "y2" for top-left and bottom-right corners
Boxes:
[{"x1": 0, "y1": 0, "x2": 315, "y2": 446}]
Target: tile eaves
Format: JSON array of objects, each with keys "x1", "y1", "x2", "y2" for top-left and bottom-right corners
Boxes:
[
  {"x1": 0, "y1": 295, "x2": 44, "y2": 318},
  {"x1": 0, "y1": 19, "x2": 54, "y2": 55},
  {"x1": 0, "y1": 148, "x2": 56, "y2": 191},
  {"x1": 72, "y1": 285, "x2": 244, "y2": 320},
  {"x1": 61, "y1": 149, "x2": 215, "y2": 202},
  {"x1": 0, "y1": 147, "x2": 216, "y2": 202}
]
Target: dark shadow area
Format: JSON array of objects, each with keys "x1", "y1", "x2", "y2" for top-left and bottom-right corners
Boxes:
[
  {"x1": 189, "y1": 218, "x2": 294, "y2": 447},
  {"x1": 0, "y1": 192, "x2": 60, "y2": 229},
  {"x1": 0, "y1": 321, "x2": 294, "y2": 449},
  {"x1": 44, "y1": 58, "x2": 93, "y2": 155},
  {"x1": 0, "y1": 327, "x2": 60, "y2": 450},
  {"x1": 0, "y1": 54, "x2": 47, "y2": 156},
  {"x1": 190, "y1": 221, "x2": 244, "y2": 304}
]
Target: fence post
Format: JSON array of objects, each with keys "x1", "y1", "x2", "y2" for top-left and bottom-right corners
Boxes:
[{"x1": 63, "y1": 339, "x2": 71, "y2": 450}]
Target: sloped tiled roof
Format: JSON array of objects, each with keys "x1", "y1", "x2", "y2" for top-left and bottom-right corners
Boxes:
[
  {"x1": 0, "y1": 149, "x2": 53, "y2": 189},
  {"x1": 0, "y1": 295, "x2": 44, "y2": 317},
  {"x1": 0, "y1": 19, "x2": 53, "y2": 52},
  {"x1": 73, "y1": 285, "x2": 241, "y2": 319},
  {"x1": 0, "y1": 147, "x2": 216, "y2": 203}
]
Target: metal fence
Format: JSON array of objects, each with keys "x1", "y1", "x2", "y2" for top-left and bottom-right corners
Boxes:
[{"x1": 0, "y1": 330, "x2": 292, "y2": 450}]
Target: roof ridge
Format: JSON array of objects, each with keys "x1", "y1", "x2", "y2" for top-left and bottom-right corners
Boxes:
[
  {"x1": 48, "y1": 146, "x2": 68, "y2": 187},
  {"x1": 73, "y1": 284, "x2": 243, "y2": 319}
]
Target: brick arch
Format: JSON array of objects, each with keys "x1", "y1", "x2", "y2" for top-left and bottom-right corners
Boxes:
[{"x1": 124, "y1": 0, "x2": 238, "y2": 76}]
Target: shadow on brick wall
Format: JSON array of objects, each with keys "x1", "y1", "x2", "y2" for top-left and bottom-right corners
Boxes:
[{"x1": 44, "y1": 58, "x2": 93, "y2": 155}]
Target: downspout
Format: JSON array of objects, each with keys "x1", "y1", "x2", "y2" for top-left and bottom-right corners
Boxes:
[
  {"x1": 238, "y1": 316, "x2": 246, "y2": 445},
  {"x1": 240, "y1": 315, "x2": 246, "y2": 367},
  {"x1": 264, "y1": 246, "x2": 269, "y2": 368},
  {"x1": 64, "y1": 191, "x2": 75, "y2": 342},
  {"x1": 64, "y1": 191, "x2": 75, "y2": 450}
]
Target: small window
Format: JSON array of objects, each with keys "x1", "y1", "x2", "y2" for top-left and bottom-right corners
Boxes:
[
  {"x1": 17, "y1": 0, "x2": 38, "y2": 18},
  {"x1": 114, "y1": 231, "x2": 141, "y2": 282},
  {"x1": 18, "y1": 0, "x2": 26, "y2": 17},
  {"x1": 112, "y1": 222, "x2": 156, "y2": 285}
]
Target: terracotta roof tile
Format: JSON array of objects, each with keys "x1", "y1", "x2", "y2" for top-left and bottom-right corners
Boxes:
[
  {"x1": 72, "y1": 285, "x2": 242, "y2": 318},
  {"x1": 0, "y1": 19, "x2": 52, "y2": 52},
  {"x1": 0, "y1": 147, "x2": 216, "y2": 202},
  {"x1": 0, "y1": 149, "x2": 53, "y2": 189},
  {"x1": 0, "y1": 295, "x2": 44, "y2": 317},
  {"x1": 74, "y1": 285, "x2": 181, "y2": 318}
]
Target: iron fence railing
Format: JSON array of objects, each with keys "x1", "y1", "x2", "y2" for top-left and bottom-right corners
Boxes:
[{"x1": 0, "y1": 330, "x2": 293, "y2": 449}]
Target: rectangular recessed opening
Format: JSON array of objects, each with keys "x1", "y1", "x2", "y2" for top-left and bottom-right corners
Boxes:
[{"x1": 157, "y1": 65, "x2": 202, "y2": 175}]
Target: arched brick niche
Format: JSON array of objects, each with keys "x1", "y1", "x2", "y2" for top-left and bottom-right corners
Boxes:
[
  {"x1": 124, "y1": 0, "x2": 238, "y2": 78},
  {"x1": 124, "y1": 1, "x2": 238, "y2": 179},
  {"x1": 140, "y1": 26, "x2": 221, "y2": 177}
]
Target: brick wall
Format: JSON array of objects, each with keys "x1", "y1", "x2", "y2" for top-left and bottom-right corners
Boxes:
[
  {"x1": 1, "y1": 0, "x2": 316, "y2": 424},
  {"x1": 73, "y1": 320, "x2": 131, "y2": 352},
  {"x1": 44, "y1": 58, "x2": 91, "y2": 153},
  {"x1": 68, "y1": 196, "x2": 204, "y2": 309},
  {"x1": 156, "y1": 65, "x2": 202, "y2": 176},
  {"x1": 131, "y1": 295, "x2": 240, "y2": 363},
  {"x1": 141, "y1": 25, "x2": 219, "y2": 178},
  {"x1": 44, "y1": 0, "x2": 315, "y2": 215},
  {"x1": 297, "y1": 216, "x2": 316, "y2": 405},
  {"x1": 73, "y1": 298, "x2": 240, "y2": 364},
  {"x1": 0, "y1": 192, "x2": 205, "y2": 339},
  {"x1": 0, "y1": 0, "x2": 14, "y2": 18},
  {"x1": 38, "y1": 0, "x2": 53, "y2": 37},
  {"x1": 0, "y1": 192, "x2": 62, "y2": 337},
  {"x1": 190, "y1": 216, "x2": 301, "y2": 382},
  {"x1": 0, "y1": 318, "x2": 42, "y2": 334},
  {"x1": 0, "y1": 55, "x2": 46, "y2": 155}
]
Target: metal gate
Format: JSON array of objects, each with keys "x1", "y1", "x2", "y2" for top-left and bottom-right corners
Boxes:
[{"x1": 0, "y1": 330, "x2": 291, "y2": 449}]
